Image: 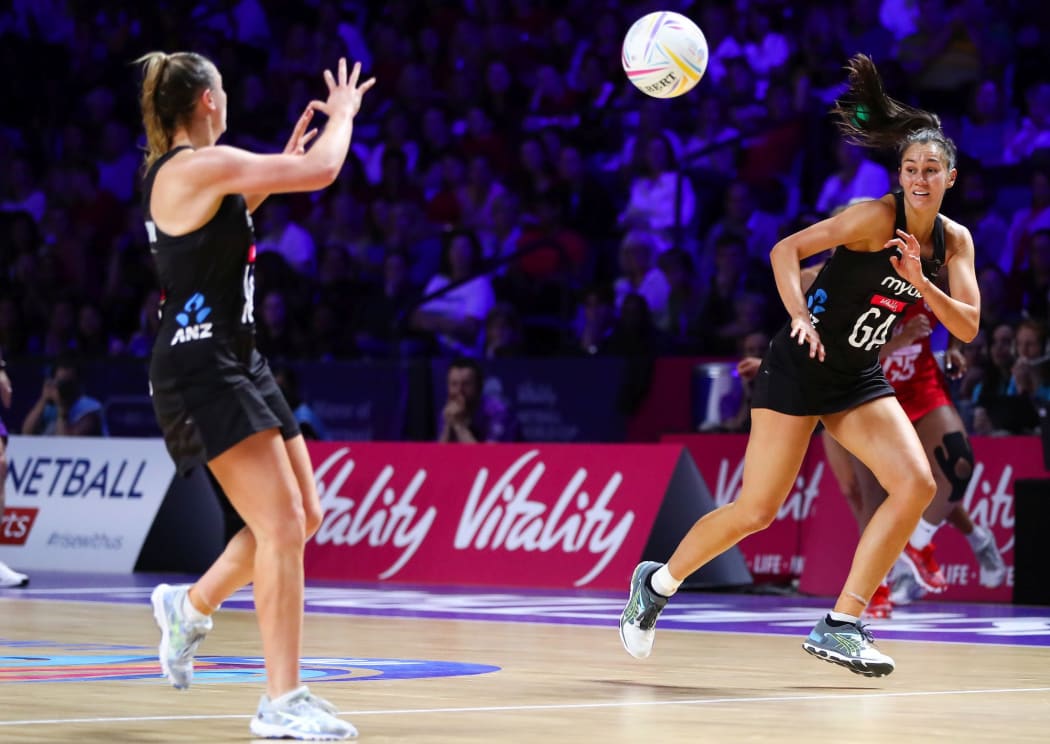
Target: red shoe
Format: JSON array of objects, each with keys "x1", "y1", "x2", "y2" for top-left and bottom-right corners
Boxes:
[
  {"x1": 900, "y1": 543, "x2": 947, "y2": 593},
  {"x1": 864, "y1": 583, "x2": 893, "y2": 620}
]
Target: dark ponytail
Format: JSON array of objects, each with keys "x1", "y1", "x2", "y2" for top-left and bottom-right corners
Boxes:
[
  {"x1": 135, "y1": 51, "x2": 215, "y2": 171},
  {"x1": 830, "y1": 54, "x2": 957, "y2": 170}
]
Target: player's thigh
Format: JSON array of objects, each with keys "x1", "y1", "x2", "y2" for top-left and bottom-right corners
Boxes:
[
  {"x1": 822, "y1": 397, "x2": 933, "y2": 497},
  {"x1": 208, "y1": 429, "x2": 305, "y2": 540},
  {"x1": 739, "y1": 408, "x2": 819, "y2": 515}
]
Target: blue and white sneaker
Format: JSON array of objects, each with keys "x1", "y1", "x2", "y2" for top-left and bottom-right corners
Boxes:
[
  {"x1": 802, "y1": 615, "x2": 895, "y2": 677},
  {"x1": 150, "y1": 583, "x2": 212, "y2": 689},
  {"x1": 619, "y1": 561, "x2": 669, "y2": 659},
  {"x1": 250, "y1": 685, "x2": 358, "y2": 740}
]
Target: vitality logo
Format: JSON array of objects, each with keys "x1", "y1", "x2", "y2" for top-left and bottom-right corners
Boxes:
[{"x1": 171, "y1": 293, "x2": 213, "y2": 346}]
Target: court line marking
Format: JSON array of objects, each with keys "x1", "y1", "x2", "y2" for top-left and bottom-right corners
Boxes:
[{"x1": 3, "y1": 686, "x2": 1049, "y2": 727}]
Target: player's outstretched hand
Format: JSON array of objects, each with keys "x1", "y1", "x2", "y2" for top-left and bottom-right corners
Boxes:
[{"x1": 309, "y1": 58, "x2": 376, "y2": 121}]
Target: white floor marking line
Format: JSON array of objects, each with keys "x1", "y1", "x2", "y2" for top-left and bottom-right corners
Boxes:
[{"x1": 3, "y1": 686, "x2": 1049, "y2": 727}]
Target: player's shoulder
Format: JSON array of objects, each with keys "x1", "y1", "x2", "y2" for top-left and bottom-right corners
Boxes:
[
  {"x1": 840, "y1": 194, "x2": 897, "y2": 223},
  {"x1": 938, "y1": 213, "x2": 975, "y2": 250}
]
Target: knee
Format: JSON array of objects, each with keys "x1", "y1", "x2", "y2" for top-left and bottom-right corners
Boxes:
[
  {"x1": 264, "y1": 507, "x2": 308, "y2": 551},
  {"x1": 734, "y1": 501, "x2": 779, "y2": 535},
  {"x1": 904, "y1": 471, "x2": 937, "y2": 508}
]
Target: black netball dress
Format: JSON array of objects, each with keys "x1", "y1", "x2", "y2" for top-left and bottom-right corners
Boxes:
[
  {"x1": 143, "y1": 146, "x2": 299, "y2": 475},
  {"x1": 751, "y1": 191, "x2": 945, "y2": 416}
]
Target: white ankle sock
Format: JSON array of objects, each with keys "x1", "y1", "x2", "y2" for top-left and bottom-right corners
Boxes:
[
  {"x1": 909, "y1": 518, "x2": 940, "y2": 550},
  {"x1": 650, "y1": 564, "x2": 682, "y2": 597},
  {"x1": 182, "y1": 589, "x2": 211, "y2": 623},
  {"x1": 828, "y1": 611, "x2": 859, "y2": 624}
]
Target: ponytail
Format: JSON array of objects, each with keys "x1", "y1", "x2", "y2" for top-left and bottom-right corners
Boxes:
[
  {"x1": 830, "y1": 54, "x2": 957, "y2": 170},
  {"x1": 134, "y1": 51, "x2": 215, "y2": 171}
]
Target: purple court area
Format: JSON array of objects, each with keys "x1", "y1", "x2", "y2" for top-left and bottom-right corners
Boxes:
[{"x1": 4, "y1": 571, "x2": 1050, "y2": 648}]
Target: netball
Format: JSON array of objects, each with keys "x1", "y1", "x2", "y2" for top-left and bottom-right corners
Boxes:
[{"x1": 621, "y1": 10, "x2": 709, "y2": 99}]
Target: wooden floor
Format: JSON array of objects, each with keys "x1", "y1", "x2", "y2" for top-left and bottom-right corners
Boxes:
[{"x1": 1, "y1": 593, "x2": 1049, "y2": 743}]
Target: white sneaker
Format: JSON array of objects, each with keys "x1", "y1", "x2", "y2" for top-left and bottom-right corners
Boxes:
[
  {"x1": 0, "y1": 561, "x2": 28, "y2": 588},
  {"x1": 888, "y1": 561, "x2": 924, "y2": 605},
  {"x1": 150, "y1": 583, "x2": 212, "y2": 689},
  {"x1": 969, "y1": 525, "x2": 1007, "y2": 588},
  {"x1": 250, "y1": 685, "x2": 358, "y2": 740}
]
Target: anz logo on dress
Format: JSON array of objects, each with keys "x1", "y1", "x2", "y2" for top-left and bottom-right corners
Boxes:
[{"x1": 171, "y1": 293, "x2": 213, "y2": 346}]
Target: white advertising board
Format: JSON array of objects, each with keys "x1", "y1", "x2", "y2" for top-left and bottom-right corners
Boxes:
[{"x1": 0, "y1": 436, "x2": 175, "y2": 572}]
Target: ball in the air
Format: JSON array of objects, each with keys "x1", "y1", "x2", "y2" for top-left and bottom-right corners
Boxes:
[{"x1": 621, "y1": 11, "x2": 709, "y2": 99}]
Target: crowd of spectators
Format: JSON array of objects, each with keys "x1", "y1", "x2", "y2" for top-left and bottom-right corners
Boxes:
[{"x1": 1, "y1": 0, "x2": 1049, "y2": 435}]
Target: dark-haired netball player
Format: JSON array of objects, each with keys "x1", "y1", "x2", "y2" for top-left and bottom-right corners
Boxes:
[{"x1": 620, "y1": 54, "x2": 980, "y2": 678}]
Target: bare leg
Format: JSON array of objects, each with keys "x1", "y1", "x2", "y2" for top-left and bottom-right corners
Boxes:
[
  {"x1": 822, "y1": 398, "x2": 936, "y2": 617},
  {"x1": 190, "y1": 435, "x2": 323, "y2": 615},
  {"x1": 666, "y1": 409, "x2": 818, "y2": 580},
  {"x1": 208, "y1": 430, "x2": 307, "y2": 699},
  {"x1": 821, "y1": 429, "x2": 863, "y2": 527}
]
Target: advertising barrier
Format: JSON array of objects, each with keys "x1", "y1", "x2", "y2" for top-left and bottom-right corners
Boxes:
[
  {"x1": 663, "y1": 433, "x2": 1045, "y2": 602},
  {"x1": 0, "y1": 436, "x2": 175, "y2": 572},
  {"x1": 303, "y1": 442, "x2": 751, "y2": 590}
]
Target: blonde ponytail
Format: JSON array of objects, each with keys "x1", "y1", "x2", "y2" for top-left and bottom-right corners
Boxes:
[
  {"x1": 137, "y1": 52, "x2": 171, "y2": 170},
  {"x1": 134, "y1": 51, "x2": 215, "y2": 172}
]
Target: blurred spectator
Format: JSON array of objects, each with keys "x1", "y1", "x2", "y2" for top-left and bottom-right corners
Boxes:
[
  {"x1": 126, "y1": 289, "x2": 162, "y2": 358},
  {"x1": 483, "y1": 302, "x2": 524, "y2": 359},
  {"x1": 1004, "y1": 82, "x2": 1050, "y2": 164},
  {"x1": 1012, "y1": 229, "x2": 1050, "y2": 327},
  {"x1": 1006, "y1": 318, "x2": 1050, "y2": 405},
  {"x1": 458, "y1": 154, "x2": 507, "y2": 235},
  {"x1": 27, "y1": 297, "x2": 78, "y2": 358},
  {"x1": 96, "y1": 121, "x2": 140, "y2": 203},
  {"x1": 696, "y1": 231, "x2": 776, "y2": 355},
  {"x1": 613, "y1": 230, "x2": 670, "y2": 332},
  {"x1": 970, "y1": 322, "x2": 1038, "y2": 435},
  {"x1": 1004, "y1": 167, "x2": 1050, "y2": 274},
  {"x1": 437, "y1": 356, "x2": 518, "y2": 443},
  {"x1": 478, "y1": 190, "x2": 523, "y2": 267},
  {"x1": 570, "y1": 284, "x2": 616, "y2": 356},
  {"x1": 256, "y1": 289, "x2": 308, "y2": 362},
  {"x1": 957, "y1": 79, "x2": 1016, "y2": 167},
  {"x1": 720, "y1": 329, "x2": 773, "y2": 433},
  {"x1": 703, "y1": 180, "x2": 783, "y2": 270},
  {"x1": 897, "y1": 0, "x2": 981, "y2": 112},
  {"x1": 815, "y1": 142, "x2": 891, "y2": 216},
  {"x1": 257, "y1": 199, "x2": 316, "y2": 276},
  {"x1": 354, "y1": 251, "x2": 424, "y2": 357},
  {"x1": 601, "y1": 291, "x2": 672, "y2": 358},
  {"x1": 741, "y1": 6, "x2": 791, "y2": 80},
  {"x1": 76, "y1": 302, "x2": 118, "y2": 357},
  {"x1": 21, "y1": 353, "x2": 106, "y2": 436},
  {"x1": 557, "y1": 141, "x2": 617, "y2": 243},
  {"x1": 951, "y1": 166, "x2": 1009, "y2": 272},
  {"x1": 618, "y1": 133, "x2": 696, "y2": 238},
  {"x1": 975, "y1": 263, "x2": 1021, "y2": 335},
  {"x1": 658, "y1": 247, "x2": 704, "y2": 353},
  {"x1": 411, "y1": 228, "x2": 495, "y2": 357}
]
